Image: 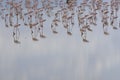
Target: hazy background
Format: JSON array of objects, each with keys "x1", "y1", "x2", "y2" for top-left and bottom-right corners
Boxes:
[{"x1": 0, "y1": 0, "x2": 120, "y2": 80}]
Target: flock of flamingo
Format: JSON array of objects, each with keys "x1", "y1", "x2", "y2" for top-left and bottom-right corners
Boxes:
[{"x1": 0, "y1": 0, "x2": 120, "y2": 44}]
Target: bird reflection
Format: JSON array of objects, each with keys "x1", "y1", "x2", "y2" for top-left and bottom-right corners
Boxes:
[{"x1": 0, "y1": 0, "x2": 120, "y2": 43}]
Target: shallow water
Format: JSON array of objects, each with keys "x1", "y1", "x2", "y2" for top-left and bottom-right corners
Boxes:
[{"x1": 0, "y1": 0, "x2": 120, "y2": 80}]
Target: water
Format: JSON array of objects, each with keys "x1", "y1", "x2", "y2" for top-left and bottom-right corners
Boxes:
[{"x1": 0, "y1": 0, "x2": 120, "y2": 80}]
